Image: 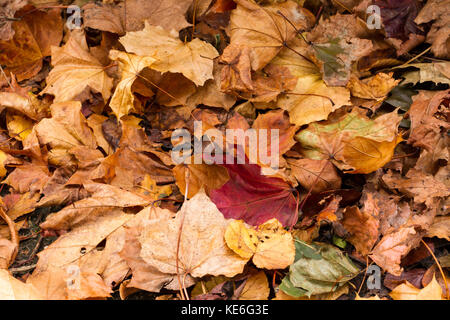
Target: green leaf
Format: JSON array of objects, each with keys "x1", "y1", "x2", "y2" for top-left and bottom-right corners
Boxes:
[
  {"x1": 332, "y1": 235, "x2": 347, "y2": 249},
  {"x1": 313, "y1": 39, "x2": 346, "y2": 79},
  {"x1": 385, "y1": 85, "x2": 417, "y2": 111},
  {"x1": 285, "y1": 240, "x2": 359, "y2": 297},
  {"x1": 279, "y1": 276, "x2": 307, "y2": 298}
]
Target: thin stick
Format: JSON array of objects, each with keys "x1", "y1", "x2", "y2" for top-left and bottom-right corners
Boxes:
[
  {"x1": 421, "y1": 239, "x2": 449, "y2": 299},
  {"x1": 0, "y1": 208, "x2": 19, "y2": 267},
  {"x1": 175, "y1": 168, "x2": 190, "y2": 300}
]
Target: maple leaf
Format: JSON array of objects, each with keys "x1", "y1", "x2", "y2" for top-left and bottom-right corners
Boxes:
[
  {"x1": 119, "y1": 22, "x2": 219, "y2": 86},
  {"x1": 271, "y1": 37, "x2": 350, "y2": 127},
  {"x1": 219, "y1": 0, "x2": 314, "y2": 93},
  {"x1": 347, "y1": 72, "x2": 401, "y2": 101},
  {"x1": 0, "y1": 6, "x2": 62, "y2": 81},
  {"x1": 40, "y1": 30, "x2": 113, "y2": 103},
  {"x1": 295, "y1": 108, "x2": 403, "y2": 174},
  {"x1": 210, "y1": 162, "x2": 299, "y2": 227},
  {"x1": 138, "y1": 189, "x2": 248, "y2": 278},
  {"x1": 83, "y1": 0, "x2": 192, "y2": 35},
  {"x1": 340, "y1": 205, "x2": 379, "y2": 256},
  {"x1": 407, "y1": 89, "x2": 450, "y2": 152},
  {"x1": 390, "y1": 275, "x2": 445, "y2": 300},
  {"x1": 34, "y1": 101, "x2": 97, "y2": 165},
  {"x1": 286, "y1": 158, "x2": 341, "y2": 194},
  {"x1": 415, "y1": 0, "x2": 450, "y2": 58},
  {"x1": 173, "y1": 161, "x2": 230, "y2": 199},
  {"x1": 108, "y1": 50, "x2": 156, "y2": 119}
]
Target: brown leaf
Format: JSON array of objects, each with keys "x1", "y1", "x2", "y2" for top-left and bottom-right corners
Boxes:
[
  {"x1": 40, "y1": 30, "x2": 113, "y2": 103},
  {"x1": 83, "y1": 0, "x2": 192, "y2": 35},
  {"x1": 0, "y1": 6, "x2": 62, "y2": 81},
  {"x1": 138, "y1": 189, "x2": 248, "y2": 278}
]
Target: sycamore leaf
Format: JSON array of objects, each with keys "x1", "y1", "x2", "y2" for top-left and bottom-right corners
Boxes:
[
  {"x1": 109, "y1": 50, "x2": 156, "y2": 119},
  {"x1": 295, "y1": 108, "x2": 402, "y2": 174},
  {"x1": 41, "y1": 30, "x2": 113, "y2": 103},
  {"x1": 0, "y1": 7, "x2": 63, "y2": 81},
  {"x1": 83, "y1": 0, "x2": 192, "y2": 35},
  {"x1": 119, "y1": 22, "x2": 219, "y2": 86},
  {"x1": 271, "y1": 38, "x2": 351, "y2": 127},
  {"x1": 173, "y1": 162, "x2": 230, "y2": 199},
  {"x1": 281, "y1": 240, "x2": 359, "y2": 297},
  {"x1": 390, "y1": 275, "x2": 445, "y2": 300},
  {"x1": 34, "y1": 101, "x2": 97, "y2": 165},
  {"x1": 210, "y1": 163, "x2": 299, "y2": 227},
  {"x1": 138, "y1": 189, "x2": 248, "y2": 278}
]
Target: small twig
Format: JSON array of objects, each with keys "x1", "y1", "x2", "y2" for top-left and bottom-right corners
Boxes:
[{"x1": 9, "y1": 263, "x2": 37, "y2": 273}]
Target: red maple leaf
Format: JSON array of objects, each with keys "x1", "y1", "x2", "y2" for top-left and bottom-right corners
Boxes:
[{"x1": 210, "y1": 162, "x2": 299, "y2": 227}]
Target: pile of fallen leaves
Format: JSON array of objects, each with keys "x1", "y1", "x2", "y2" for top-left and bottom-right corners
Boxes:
[{"x1": 0, "y1": 0, "x2": 449, "y2": 300}]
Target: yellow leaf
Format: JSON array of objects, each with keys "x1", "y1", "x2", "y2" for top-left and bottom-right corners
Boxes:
[
  {"x1": 390, "y1": 276, "x2": 444, "y2": 300},
  {"x1": 109, "y1": 50, "x2": 156, "y2": 119},
  {"x1": 225, "y1": 218, "x2": 295, "y2": 269},
  {"x1": 6, "y1": 113, "x2": 33, "y2": 141},
  {"x1": 347, "y1": 73, "x2": 401, "y2": 101},
  {"x1": 137, "y1": 174, "x2": 172, "y2": 200},
  {"x1": 120, "y1": 22, "x2": 219, "y2": 86},
  {"x1": 272, "y1": 38, "x2": 350, "y2": 127},
  {"x1": 225, "y1": 220, "x2": 259, "y2": 259}
]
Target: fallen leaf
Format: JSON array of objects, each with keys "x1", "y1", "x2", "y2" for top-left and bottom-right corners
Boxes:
[
  {"x1": 0, "y1": 6, "x2": 62, "y2": 81},
  {"x1": 210, "y1": 162, "x2": 299, "y2": 227},
  {"x1": 138, "y1": 189, "x2": 248, "y2": 278},
  {"x1": 272, "y1": 38, "x2": 351, "y2": 127},
  {"x1": 41, "y1": 30, "x2": 113, "y2": 103},
  {"x1": 280, "y1": 240, "x2": 359, "y2": 297},
  {"x1": 120, "y1": 22, "x2": 219, "y2": 86},
  {"x1": 390, "y1": 275, "x2": 444, "y2": 300},
  {"x1": 239, "y1": 271, "x2": 269, "y2": 300},
  {"x1": 295, "y1": 108, "x2": 402, "y2": 174},
  {"x1": 108, "y1": 50, "x2": 156, "y2": 119},
  {"x1": 0, "y1": 269, "x2": 42, "y2": 300},
  {"x1": 83, "y1": 0, "x2": 192, "y2": 35}
]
